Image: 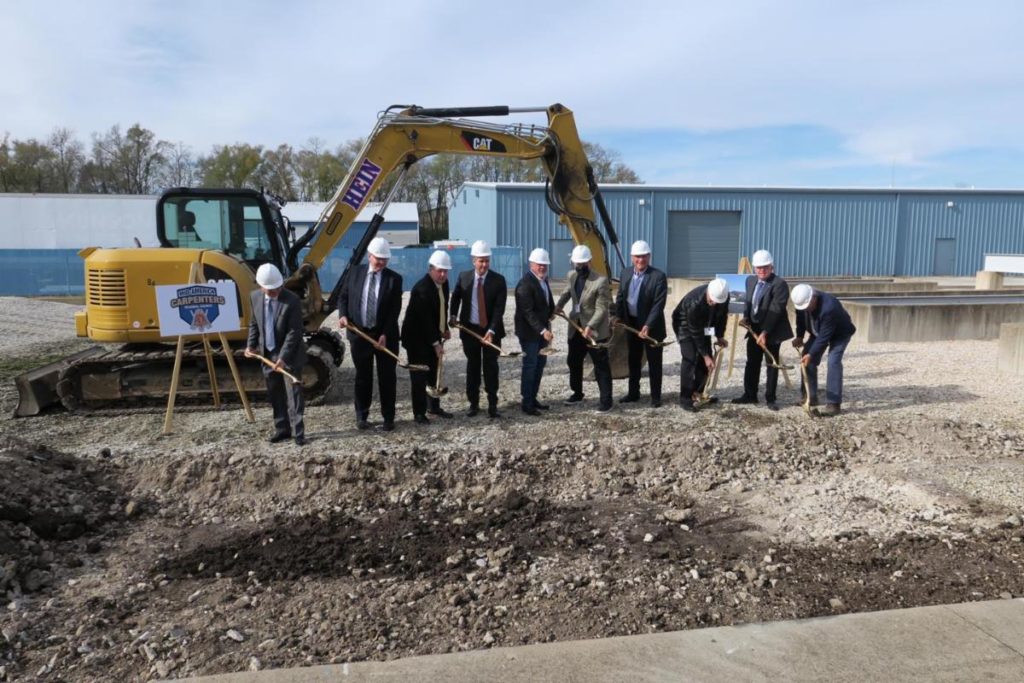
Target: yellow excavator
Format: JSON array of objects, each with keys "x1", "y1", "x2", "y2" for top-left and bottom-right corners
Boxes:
[{"x1": 15, "y1": 103, "x2": 627, "y2": 415}]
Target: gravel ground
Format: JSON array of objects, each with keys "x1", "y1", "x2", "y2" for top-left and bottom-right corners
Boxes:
[{"x1": 0, "y1": 294, "x2": 1022, "y2": 681}]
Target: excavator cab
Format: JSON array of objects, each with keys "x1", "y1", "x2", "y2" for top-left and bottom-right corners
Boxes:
[{"x1": 157, "y1": 188, "x2": 288, "y2": 272}]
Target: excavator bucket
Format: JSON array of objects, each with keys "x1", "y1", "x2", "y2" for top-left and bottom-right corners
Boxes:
[{"x1": 13, "y1": 347, "x2": 105, "y2": 417}]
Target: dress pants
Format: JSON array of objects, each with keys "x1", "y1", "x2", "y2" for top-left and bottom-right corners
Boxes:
[
  {"x1": 265, "y1": 367, "x2": 305, "y2": 439},
  {"x1": 566, "y1": 333, "x2": 612, "y2": 409},
  {"x1": 804, "y1": 335, "x2": 851, "y2": 405},
  {"x1": 408, "y1": 344, "x2": 442, "y2": 417},
  {"x1": 519, "y1": 338, "x2": 548, "y2": 410},
  {"x1": 743, "y1": 335, "x2": 782, "y2": 403},
  {"x1": 460, "y1": 325, "x2": 500, "y2": 409},
  {"x1": 625, "y1": 317, "x2": 663, "y2": 400},
  {"x1": 349, "y1": 333, "x2": 398, "y2": 422},
  {"x1": 678, "y1": 339, "x2": 708, "y2": 405}
]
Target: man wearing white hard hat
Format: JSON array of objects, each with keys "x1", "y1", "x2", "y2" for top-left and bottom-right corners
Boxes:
[
  {"x1": 791, "y1": 284, "x2": 857, "y2": 416},
  {"x1": 733, "y1": 249, "x2": 793, "y2": 411},
  {"x1": 613, "y1": 239, "x2": 668, "y2": 407},
  {"x1": 245, "y1": 264, "x2": 308, "y2": 445},
  {"x1": 555, "y1": 244, "x2": 613, "y2": 412},
  {"x1": 449, "y1": 240, "x2": 508, "y2": 418},
  {"x1": 401, "y1": 250, "x2": 454, "y2": 424},
  {"x1": 514, "y1": 247, "x2": 555, "y2": 416},
  {"x1": 337, "y1": 236, "x2": 403, "y2": 431},
  {"x1": 670, "y1": 279, "x2": 730, "y2": 412}
]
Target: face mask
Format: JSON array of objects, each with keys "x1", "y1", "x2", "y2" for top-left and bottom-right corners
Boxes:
[{"x1": 575, "y1": 265, "x2": 590, "y2": 276}]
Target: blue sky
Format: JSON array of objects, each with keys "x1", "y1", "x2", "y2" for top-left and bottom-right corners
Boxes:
[{"x1": 3, "y1": 0, "x2": 1023, "y2": 189}]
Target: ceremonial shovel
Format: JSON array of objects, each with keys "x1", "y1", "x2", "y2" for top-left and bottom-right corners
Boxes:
[{"x1": 344, "y1": 322, "x2": 430, "y2": 372}]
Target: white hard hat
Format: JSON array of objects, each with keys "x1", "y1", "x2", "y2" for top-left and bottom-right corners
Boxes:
[
  {"x1": 428, "y1": 250, "x2": 452, "y2": 270},
  {"x1": 752, "y1": 249, "x2": 773, "y2": 267},
  {"x1": 792, "y1": 284, "x2": 814, "y2": 310},
  {"x1": 570, "y1": 245, "x2": 592, "y2": 263},
  {"x1": 631, "y1": 240, "x2": 652, "y2": 256},
  {"x1": 255, "y1": 263, "x2": 284, "y2": 289},
  {"x1": 529, "y1": 248, "x2": 550, "y2": 265},
  {"x1": 368, "y1": 237, "x2": 391, "y2": 259},
  {"x1": 470, "y1": 240, "x2": 492, "y2": 257},
  {"x1": 707, "y1": 278, "x2": 730, "y2": 304}
]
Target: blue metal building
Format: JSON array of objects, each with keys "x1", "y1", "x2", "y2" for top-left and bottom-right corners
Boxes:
[{"x1": 449, "y1": 183, "x2": 1024, "y2": 277}]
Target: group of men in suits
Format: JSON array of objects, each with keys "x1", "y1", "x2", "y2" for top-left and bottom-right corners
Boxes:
[{"x1": 245, "y1": 239, "x2": 858, "y2": 443}]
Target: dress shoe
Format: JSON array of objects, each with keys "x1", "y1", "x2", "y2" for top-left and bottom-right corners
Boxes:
[
  {"x1": 356, "y1": 420, "x2": 371, "y2": 431},
  {"x1": 521, "y1": 406, "x2": 542, "y2": 416},
  {"x1": 294, "y1": 436, "x2": 308, "y2": 446},
  {"x1": 650, "y1": 398, "x2": 662, "y2": 408},
  {"x1": 563, "y1": 393, "x2": 585, "y2": 406},
  {"x1": 414, "y1": 414, "x2": 430, "y2": 425},
  {"x1": 766, "y1": 401, "x2": 780, "y2": 412},
  {"x1": 619, "y1": 394, "x2": 640, "y2": 404},
  {"x1": 679, "y1": 401, "x2": 697, "y2": 412},
  {"x1": 382, "y1": 421, "x2": 396, "y2": 432},
  {"x1": 703, "y1": 396, "x2": 720, "y2": 405},
  {"x1": 268, "y1": 432, "x2": 291, "y2": 444},
  {"x1": 731, "y1": 395, "x2": 758, "y2": 405},
  {"x1": 819, "y1": 403, "x2": 841, "y2": 416},
  {"x1": 488, "y1": 406, "x2": 501, "y2": 419},
  {"x1": 428, "y1": 408, "x2": 454, "y2": 419},
  {"x1": 595, "y1": 404, "x2": 612, "y2": 413},
  {"x1": 466, "y1": 406, "x2": 480, "y2": 417},
  {"x1": 535, "y1": 402, "x2": 550, "y2": 410}
]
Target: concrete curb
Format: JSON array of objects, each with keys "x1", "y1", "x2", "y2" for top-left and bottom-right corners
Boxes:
[{"x1": 176, "y1": 598, "x2": 1024, "y2": 682}]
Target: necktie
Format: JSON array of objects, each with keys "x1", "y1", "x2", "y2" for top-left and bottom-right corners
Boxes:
[
  {"x1": 753, "y1": 280, "x2": 765, "y2": 315},
  {"x1": 477, "y1": 276, "x2": 488, "y2": 329},
  {"x1": 265, "y1": 297, "x2": 276, "y2": 351},
  {"x1": 437, "y1": 284, "x2": 446, "y2": 334},
  {"x1": 365, "y1": 271, "x2": 378, "y2": 328}
]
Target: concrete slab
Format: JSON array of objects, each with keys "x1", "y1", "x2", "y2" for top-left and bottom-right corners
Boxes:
[
  {"x1": 177, "y1": 599, "x2": 1024, "y2": 683},
  {"x1": 998, "y1": 323, "x2": 1024, "y2": 376}
]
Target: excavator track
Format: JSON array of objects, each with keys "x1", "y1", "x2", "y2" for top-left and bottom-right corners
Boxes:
[{"x1": 53, "y1": 342, "x2": 337, "y2": 414}]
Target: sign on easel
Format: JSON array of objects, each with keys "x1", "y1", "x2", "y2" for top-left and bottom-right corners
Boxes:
[
  {"x1": 155, "y1": 282, "x2": 240, "y2": 337},
  {"x1": 155, "y1": 268, "x2": 254, "y2": 434}
]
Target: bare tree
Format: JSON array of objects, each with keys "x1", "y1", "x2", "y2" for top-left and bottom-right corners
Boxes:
[
  {"x1": 47, "y1": 128, "x2": 85, "y2": 192},
  {"x1": 162, "y1": 141, "x2": 197, "y2": 188},
  {"x1": 91, "y1": 124, "x2": 171, "y2": 194}
]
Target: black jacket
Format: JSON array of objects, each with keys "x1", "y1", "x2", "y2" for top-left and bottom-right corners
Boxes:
[
  {"x1": 449, "y1": 268, "x2": 507, "y2": 339},
  {"x1": 514, "y1": 272, "x2": 554, "y2": 342},
  {"x1": 743, "y1": 273, "x2": 794, "y2": 343},
  {"x1": 614, "y1": 266, "x2": 668, "y2": 340},
  {"x1": 795, "y1": 290, "x2": 857, "y2": 363},
  {"x1": 247, "y1": 288, "x2": 307, "y2": 371},
  {"x1": 401, "y1": 274, "x2": 449, "y2": 351},
  {"x1": 337, "y1": 264, "x2": 403, "y2": 340},
  {"x1": 671, "y1": 284, "x2": 728, "y2": 357}
]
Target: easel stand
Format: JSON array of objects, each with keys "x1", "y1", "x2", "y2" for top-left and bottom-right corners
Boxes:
[{"x1": 162, "y1": 263, "x2": 254, "y2": 435}]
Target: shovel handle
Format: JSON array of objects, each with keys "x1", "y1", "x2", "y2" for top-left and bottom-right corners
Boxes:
[
  {"x1": 453, "y1": 322, "x2": 520, "y2": 357},
  {"x1": 250, "y1": 352, "x2": 301, "y2": 384},
  {"x1": 613, "y1": 319, "x2": 669, "y2": 347}
]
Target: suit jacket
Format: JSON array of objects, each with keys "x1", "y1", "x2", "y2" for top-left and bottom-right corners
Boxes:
[
  {"x1": 556, "y1": 268, "x2": 611, "y2": 340},
  {"x1": 337, "y1": 264, "x2": 402, "y2": 340},
  {"x1": 514, "y1": 272, "x2": 554, "y2": 342},
  {"x1": 614, "y1": 266, "x2": 668, "y2": 340},
  {"x1": 248, "y1": 288, "x2": 307, "y2": 371},
  {"x1": 795, "y1": 290, "x2": 857, "y2": 364},
  {"x1": 449, "y1": 268, "x2": 507, "y2": 339},
  {"x1": 671, "y1": 284, "x2": 728, "y2": 358},
  {"x1": 401, "y1": 274, "x2": 449, "y2": 351},
  {"x1": 743, "y1": 273, "x2": 794, "y2": 343}
]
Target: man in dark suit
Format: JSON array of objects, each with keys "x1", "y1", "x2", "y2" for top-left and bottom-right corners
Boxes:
[
  {"x1": 449, "y1": 240, "x2": 507, "y2": 418},
  {"x1": 614, "y1": 240, "x2": 668, "y2": 407},
  {"x1": 671, "y1": 279, "x2": 730, "y2": 412},
  {"x1": 732, "y1": 249, "x2": 794, "y2": 411},
  {"x1": 556, "y1": 245, "x2": 613, "y2": 412},
  {"x1": 401, "y1": 251, "x2": 453, "y2": 424},
  {"x1": 245, "y1": 264, "x2": 308, "y2": 445},
  {"x1": 514, "y1": 248, "x2": 555, "y2": 416},
  {"x1": 337, "y1": 237, "x2": 403, "y2": 431},
  {"x1": 792, "y1": 284, "x2": 857, "y2": 416}
]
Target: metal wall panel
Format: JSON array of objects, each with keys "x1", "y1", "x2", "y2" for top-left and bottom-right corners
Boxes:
[{"x1": 449, "y1": 185, "x2": 498, "y2": 245}]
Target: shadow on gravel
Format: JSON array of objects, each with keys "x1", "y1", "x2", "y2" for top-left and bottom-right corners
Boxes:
[
  {"x1": 843, "y1": 384, "x2": 981, "y2": 414},
  {"x1": 156, "y1": 497, "x2": 757, "y2": 583}
]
